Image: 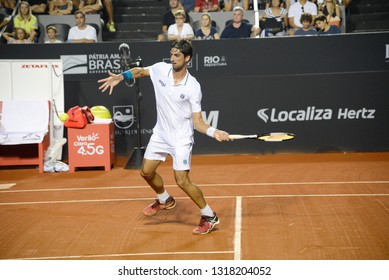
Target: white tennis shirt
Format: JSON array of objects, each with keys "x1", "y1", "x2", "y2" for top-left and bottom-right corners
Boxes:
[{"x1": 149, "y1": 62, "x2": 202, "y2": 145}]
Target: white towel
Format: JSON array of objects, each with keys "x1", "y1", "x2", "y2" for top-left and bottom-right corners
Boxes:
[{"x1": 0, "y1": 100, "x2": 49, "y2": 145}]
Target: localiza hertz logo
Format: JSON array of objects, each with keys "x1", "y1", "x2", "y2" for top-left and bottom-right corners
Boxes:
[{"x1": 257, "y1": 109, "x2": 269, "y2": 123}]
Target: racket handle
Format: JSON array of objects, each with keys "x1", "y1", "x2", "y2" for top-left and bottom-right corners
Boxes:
[{"x1": 229, "y1": 134, "x2": 257, "y2": 140}]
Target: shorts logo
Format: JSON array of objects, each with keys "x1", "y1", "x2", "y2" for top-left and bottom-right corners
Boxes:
[{"x1": 180, "y1": 94, "x2": 185, "y2": 99}]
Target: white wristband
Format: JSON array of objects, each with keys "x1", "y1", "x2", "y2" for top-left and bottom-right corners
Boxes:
[{"x1": 206, "y1": 127, "x2": 217, "y2": 138}]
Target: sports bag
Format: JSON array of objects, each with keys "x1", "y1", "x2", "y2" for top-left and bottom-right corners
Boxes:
[{"x1": 64, "y1": 106, "x2": 94, "y2": 129}]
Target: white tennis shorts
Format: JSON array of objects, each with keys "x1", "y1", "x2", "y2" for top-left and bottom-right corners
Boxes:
[{"x1": 144, "y1": 134, "x2": 193, "y2": 171}]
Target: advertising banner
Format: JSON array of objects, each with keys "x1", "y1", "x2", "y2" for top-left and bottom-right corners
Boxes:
[{"x1": 1, "y1": 32, "x2": 388, "y2": 155}]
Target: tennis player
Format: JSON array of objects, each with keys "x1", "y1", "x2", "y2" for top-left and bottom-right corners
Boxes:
[{"x1": 98, "y1": 39, "x2": 230, "y2": 235}]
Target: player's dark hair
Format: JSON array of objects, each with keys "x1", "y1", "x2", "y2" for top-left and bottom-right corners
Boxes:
[{"x1": 170, "y1": 39, "x2": 193, "y2": 60}]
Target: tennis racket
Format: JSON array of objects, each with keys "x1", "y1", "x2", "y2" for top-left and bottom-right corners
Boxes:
[{"x1": 229, "y1": 132, "x2": 295, "y2": 142}]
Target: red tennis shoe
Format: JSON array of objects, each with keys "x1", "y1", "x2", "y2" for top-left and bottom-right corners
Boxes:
[
  {"x1": 143, "y1": 196, "x2": 176, "y2": 216},
  {"x1": 193, "y1": 213, "x2": 220, "y2": 235}
]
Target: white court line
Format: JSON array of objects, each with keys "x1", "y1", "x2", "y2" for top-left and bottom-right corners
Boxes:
[
  {"x1": 7, "y1": 250, "x2": 235, "y2": 260},
  {"x1": 1, "y1": 193, "x2": 389, "y2": 206},
  {"x1": 234, "y1": 196, "x2": 242, "y2": 260},
  {"x1": 0, "y1": 183, "x2": 16, "y2": 190},
  {"x1": 1, "y1": 180, "x2": 388, "y2": 193}
]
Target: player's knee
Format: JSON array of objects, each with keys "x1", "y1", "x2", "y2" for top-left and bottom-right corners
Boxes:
[{"x1": 140, "y1": 168, "x2": 154, "y2": 180}]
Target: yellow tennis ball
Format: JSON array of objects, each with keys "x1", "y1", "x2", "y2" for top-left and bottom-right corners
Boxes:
[{"x1": 59, "y1": 113, "x2": 69, "y2": 122}]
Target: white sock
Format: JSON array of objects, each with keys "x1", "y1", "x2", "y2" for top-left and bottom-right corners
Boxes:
[
  {"x1": 157, "y1": 191, "x2": 170, "y2": 203},
  {"x1": 200, "y1": 204, "x2": 214, "y2": 217}
]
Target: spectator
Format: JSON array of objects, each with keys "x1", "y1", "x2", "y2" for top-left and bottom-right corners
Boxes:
[
  {"x1": 0, "y1": 0, "x2": 16, "y2": 15},
  {"x1": 194, "y1": 0, "x2": 219, "y2": 12},
  {"x1": 49, "y1": 0, "x2": 73, "y2": 15},
  {"x1": 179, "y1": 0, "x2": 195, "y2": 12},
  {"x1": 293, "y1": 12, "x2": 317, "y2": 35},
  {"x1": 28, "y1": 0, "x2": 47, "y2": 14},
  {"x1": 2, "y1": 27, "x2": 33, "y2": 43},
  {"x1": 167, "y1": 9, "x2": 194, "y2": 41},
  {"x1": 0, "y1": 13, "x2": 11, "y2": 29},
  {"x1": 259, "y1": 0, "x2": 288, "y2": 37},
  {"x1": 67, "y1": 10, "x2": 97, "y2": 43},
  {"x1": 73, "y1": 0, "x2": 115, "y2": 32},
  {"x1": 13, "y1": 1, "x2": 38, "y2": 43},
  {"x1": 78, "y1": 0, "x2": 102, "y2": 15},
  {"x1": 314, "y1": 14, "x2": 340, "y2": 35},
  {"x1": 288, "y1": 0, "x2": 317, "y2": 35},
  {"x1": 318, "y1": 0, "x2": 341, "y2": 28},
  {"x1": 157, "y1": 0, "x2": 190, "y2": 41},
  {"x1": 220, "y1": 6, "x2": 260, "y2": 38},
  {"x1": 44, "y1": 25, "x2": 62, "y2": 43},
  {"x1": 223, "y1": 0, "x2": 249, "y2": 12},
  {"x1": 195, "y1": 12, "x2": 219, "y2": 40}
]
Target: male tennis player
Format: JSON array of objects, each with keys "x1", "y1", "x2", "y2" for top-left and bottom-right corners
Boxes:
[{"x1": 98, "y1": 39, "x2": 230, "y2": 235}]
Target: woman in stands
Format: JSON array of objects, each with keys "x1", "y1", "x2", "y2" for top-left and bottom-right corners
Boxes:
[
  {"x1": 259, "y1": 0, "x2": 288, "y2": 37},
  {"x1": 195, "y1": 12, "x2": 219, "y2": 40},
  {"x1": 13, "y1": 1, "x2": 38, "y2": 43},
  {"x1": 167, "y1": 9, "x2": 194, "y2": 41},
  {"x1": 318, "y1": 0, "x2": 341, "y2": 28}
]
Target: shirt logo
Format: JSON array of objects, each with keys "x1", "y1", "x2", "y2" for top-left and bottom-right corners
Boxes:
[
  {"x1": 159, "y1": 79, "x2": 166, "y2": 87},
  {"x1": 180, "y1": 94, "x2": 185, "y2": 99}
]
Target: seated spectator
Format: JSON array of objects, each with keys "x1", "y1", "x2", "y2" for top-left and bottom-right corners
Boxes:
[
  {"x1": 288, "y1": 0, "x2": 317, "y2": 35},
  {"x1": 0, "y1": 13, "x2": 11, "y2": 29},
  {"x1": 314, "y1": 14, "x2": 340, "y2": 35},
  {"x1": 167, "y1": 9, "x2": 194, "y2": 41},
  {"x1": 318, "y1": 0, "x2": 341, "y2": 28},
  {"x1": 223, "y1": 0, "x2": 249, "y2": 12},
  {"x1": 220, "y1": 6, "x2": 260, "y2": 38},
  {"x1": 179, "y1": 0, "x2": 195, "y2": 12},
  {"x1": 2, "y1": 27, "x2": 34, "y2": 43},
  {"x1": 73, "y1": 0, "x2": 115, "y2": 32},
  {"x1": 45, "y1": 25, "x2": 62, "y2": 43},
  {"x1": 67, "y1": 10, "x2": 97, "y2": 42},
  {"x1": 13, "y1": 1, "x2": 39, "y2": 43},
  {"x1": 157, "y1": 0, "x2": 190, "y2": 41},
  {"x1": 293, "y1": 12, "x2": 317, "y2": 36},
  {"x1": 194, "y1": 0, "x2": 219, "y2": 12},
  {"x1": 78, "y1": 0, "x2": 102, "y2": 15},
  {"x1": 259, "y1": 0, "x2": 288, "y2": 37},
  {"x1": 195, "y1": 12, "x2": 219, "y2": 40},
  {"x1": 49, "y1": 0, "x2": 73, "y2": 15},
  {"x1": 0, "y1": 0, "x2": 16, "y2": 15},
  {"x1": 28, "y1": 0, "x2": 47, "y2": 14}
]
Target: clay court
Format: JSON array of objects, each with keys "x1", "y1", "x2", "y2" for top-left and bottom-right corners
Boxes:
[{"x1": 0, "y1": 152, "x2": 388, "y2": 260}]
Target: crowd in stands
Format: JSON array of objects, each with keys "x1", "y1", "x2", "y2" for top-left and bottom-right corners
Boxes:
[
  {"x1": 159, "y1": 0, "x2": 351, "y2": 41},
  {"x1": 0, "y1": 0, "x2": 115, "y2": 44},
  {"x1": 0, "y1": 0, "x2": 351, "y2": 44}
]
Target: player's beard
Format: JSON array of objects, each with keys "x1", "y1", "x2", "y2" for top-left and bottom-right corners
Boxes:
[{"x1": 172, "y1": 62, "x2": 185, "y2": 72}]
